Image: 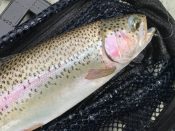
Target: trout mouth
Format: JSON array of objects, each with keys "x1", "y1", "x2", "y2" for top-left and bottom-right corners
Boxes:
[
  {"x1": 142, "y1": 16, "x2": 148, "y2": 44},
  {"x1": 139, "y1": 16, "x2": 156, "y2": 46}
]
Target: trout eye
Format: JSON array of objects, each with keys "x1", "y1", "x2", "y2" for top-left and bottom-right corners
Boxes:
[{"x1": 128, "y1": 15, "x2": 141, "y2": 31}]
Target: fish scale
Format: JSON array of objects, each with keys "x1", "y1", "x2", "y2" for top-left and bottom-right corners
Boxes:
[
  {"x1": 0, "y1": 20, "x2": 103, "y2": 129},
  {"x1": 0, "y1": 14, "x2": 155, "y2": 131}
]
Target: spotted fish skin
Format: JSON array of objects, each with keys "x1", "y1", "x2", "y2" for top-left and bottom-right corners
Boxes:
[{"x1": 0, "y1": 14, "x2": 155, "y2": 131}]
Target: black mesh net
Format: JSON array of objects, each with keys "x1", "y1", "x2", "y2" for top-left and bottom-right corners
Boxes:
[{"x1": 0, "y1": 0, "x2": 175, "y2": 131}]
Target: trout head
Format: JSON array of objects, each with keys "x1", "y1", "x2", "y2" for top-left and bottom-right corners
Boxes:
[{"x1": 102, "y1": 14, "x2": 156, "y2": 64}]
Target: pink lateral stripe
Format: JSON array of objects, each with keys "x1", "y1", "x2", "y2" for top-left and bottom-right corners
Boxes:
[{"x1": 0, "y1": 67, "x2": 56, "y2": 113}]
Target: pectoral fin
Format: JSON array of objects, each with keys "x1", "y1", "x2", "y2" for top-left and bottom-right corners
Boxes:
[
  {"x1": 23, "y1": 123, "x2": 43, "y2": 131},
  {"x1": 85, "y1": 67, "x2": 116, "y2": 80}
]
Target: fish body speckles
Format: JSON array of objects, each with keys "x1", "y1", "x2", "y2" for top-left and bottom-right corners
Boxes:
[{"x1": 0, "y1": 14, "x2": 155, "y2": 131}]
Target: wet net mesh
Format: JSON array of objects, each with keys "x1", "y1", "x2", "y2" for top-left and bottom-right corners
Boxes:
[{"x1": 0, "y1": 0, "x2": 175, "y2": 130}]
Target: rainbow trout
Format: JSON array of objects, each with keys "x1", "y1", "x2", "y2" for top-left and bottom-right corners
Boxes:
[{"x1": 0, "y1": 14, "x2": 155, "y2": 131}]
